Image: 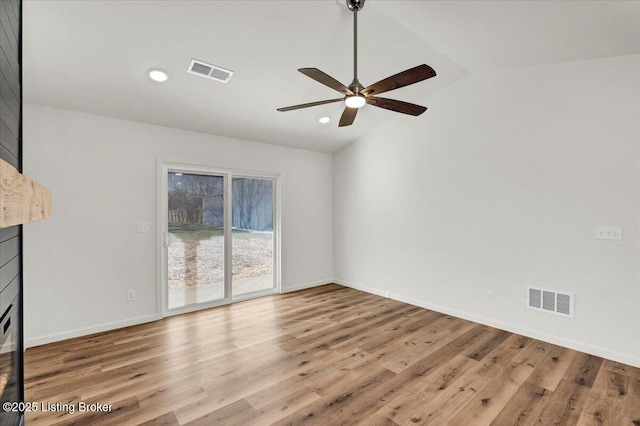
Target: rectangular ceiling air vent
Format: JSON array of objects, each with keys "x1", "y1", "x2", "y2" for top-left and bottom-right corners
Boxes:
[
  {"x1": 527, "y1": 286, "x2": 574, "y2": 318},
  {"x1": 187, "y1": 59, "x2": 233, "y2": 83}
]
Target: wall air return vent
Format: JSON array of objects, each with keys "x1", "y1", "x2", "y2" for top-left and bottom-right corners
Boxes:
[
  {"x1": 527, "y1": 286, "x2": 574, "y2": 318},
  {"x1": 187, "y1": 59, "x2": 233, "y2": 83}
]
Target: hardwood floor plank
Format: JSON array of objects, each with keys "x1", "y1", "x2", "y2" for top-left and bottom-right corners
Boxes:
[
  {"x1": 526, "y1": 344, "x2": 577, "y2": 392},
  {"x1": 577, "y1": 365, "x2": 630, "y2": 426},
  {"x1": 137, "y1": 411, "x2": 180, "y2": 426},
  {"x1": 307, "y1": 350, "x2": 379, "y2": 397},
  {"x1": 512, "y1": 340, "x2": 554, "y2": 368},
  {"x1": 29, "y1": 361, "x2": 158, "y2": 401},
  {"x1": 181, "y1": 398, "x2": 256, "y2": 426},
  {"x1": 377, "y1": 317, "x2": 476, "y2": 373},
  {"x1": 360, "y1": 313, "x2": 459, "y2": 355},
  {"x1": 278, "y1": 304, "x2": 422, "y2": 354},
  {"x1": 100, "y1": 338, "x2": 239, "y2": 372},
  {"x1": 245, "y1": 347, "x2": 373, "y2": 409},
  {"x1": 489, "y1": 381, "x2": 551, "y2": 426},
  {"x1": 620, "y1": 367, "x2": 640, "y2": 426},
  {"x1": 248, "y1": 386, "x2": 322, "y2": 425},
  {"x1": 463, "y1": 328, "x2": 512, "y2": 361},
  {"x1": 533, "y1": 352, "x2": 603, "y2": 425},
  {"x1": 173, "y1": 344, "x2": 324, "y2": 423},
  {"x1": 319, "y1": 309, "x2": 442, "y2": 356},
  {"x1": 397, "y1": 371, "x2": 488, "y2": 425},
  {"x1": 447, "y1": 361, "x2": 535, "y2": 425},
  {"x1": 25, "y1": 363, "x2": 102, "y2": 395},
  {"x1": 364, "y1": 354, "x2": 480, "y2": 425},
  {"x1": 23, "y1": 284, "x2": 640, "y2": 426},
  {"x1": 323, "y1": 327, "x2": 514, "y2": 426},
  {"x1": 271, "y1": 367, "x2": 398, "y2": 426},
  {"x1": 381, "y1": 327, "x2": 455, "y2": 374}
]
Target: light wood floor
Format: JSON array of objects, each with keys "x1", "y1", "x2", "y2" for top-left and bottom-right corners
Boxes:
[{"x1": 25, "y1": 284, "x2": 640, "y2": 425}]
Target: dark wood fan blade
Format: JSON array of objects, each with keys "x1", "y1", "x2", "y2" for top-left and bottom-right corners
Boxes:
[
  {"x1": 299, "y1": 68, "x2": 354, "y2": 96},
  {"x1": 361, "y1": 64, "x2": 436, "y2": 97},
  {"x1": 277, "y1": 97, "x2": 344, "y2": 112},
  {"x1": 339, "y1": 106, "x2": 358, "y2": 127},
  {"x1": 366, "y1": 96, "x2": 427, "y2": 116}
]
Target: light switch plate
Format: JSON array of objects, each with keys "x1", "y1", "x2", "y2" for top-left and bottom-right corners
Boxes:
[
  {"x1": 595, "y1": 226, "x2": 622, "y2": 241},
  {"x1": 137, "y1": 221, "x2": 150, "y2": 233}
]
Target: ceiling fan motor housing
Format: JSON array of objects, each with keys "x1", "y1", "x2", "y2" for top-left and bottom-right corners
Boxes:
[
  {"x1": 348, "y1": 79, "x2": 364, "y2": 94},
  {"x1": 346, "y1": 0, "x2": 365, "y2": 12}
]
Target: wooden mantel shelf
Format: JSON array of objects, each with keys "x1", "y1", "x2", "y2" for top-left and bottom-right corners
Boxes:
[{"x1": 0, "y1": 157, "x2": 52, "y2": 228}]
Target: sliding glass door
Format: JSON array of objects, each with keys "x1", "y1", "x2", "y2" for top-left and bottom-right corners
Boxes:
[
  {"x1": 232, "y1": 177, "x2": 275, "y2": 297},
  {"x1": 166, "y1": 171, "x2": 227, "y2": 310},
  {"x1": 161, "y1": 164, "x2": 278, "y2": 315}
]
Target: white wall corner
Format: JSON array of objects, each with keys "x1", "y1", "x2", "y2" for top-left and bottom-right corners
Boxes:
[{"x1": 282, "y1": 279, "x2": 334, "y2": 294}]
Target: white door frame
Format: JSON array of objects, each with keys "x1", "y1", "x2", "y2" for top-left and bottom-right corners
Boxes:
[{"x1": 157, "y1": 160, "x2": 281, "y2": 318}]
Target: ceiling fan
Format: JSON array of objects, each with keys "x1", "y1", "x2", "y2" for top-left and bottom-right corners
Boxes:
[{"x1": 277, "y1": 0, "x2": 436, "y2": 127}]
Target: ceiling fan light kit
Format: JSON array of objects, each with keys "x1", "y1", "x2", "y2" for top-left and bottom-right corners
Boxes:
[
  {"x1": 278, "y1": 0, "x2": 436, "y2": 127},
  {"x1": 345, "y1": 95, "x2": 366, "y2": 108}
]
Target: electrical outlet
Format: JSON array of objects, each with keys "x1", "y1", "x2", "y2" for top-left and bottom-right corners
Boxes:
[
  {"x1": 137, "y1": 221, "x2": 150, "y2": 233},
  {"x1": 595, "y1": 226, "x2": 622, "y2": 240},
  {"x1": 127, "y1": 290, "x2": 136, "y2": 301},
  {"x1": 486, "y1": 290, "x2": 495, "y2": 302}
]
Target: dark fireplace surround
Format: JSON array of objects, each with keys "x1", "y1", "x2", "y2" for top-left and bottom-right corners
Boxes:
[{"x1": 0, "y1": 0, "x2": 24, "y2": 425}]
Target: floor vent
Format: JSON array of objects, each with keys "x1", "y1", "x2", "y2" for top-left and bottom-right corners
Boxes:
[
  {"x1": 187, "y1": 59, "x2": 233, "y2": 83},
  {"x1": 527, "y1": 286, "x2": 574, "y2": 318}
]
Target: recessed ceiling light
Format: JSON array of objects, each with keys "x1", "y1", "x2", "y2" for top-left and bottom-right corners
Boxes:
[
  {"x1": 148, "y1": 69, "x2": 169, "y2": 82},
  {"x1": 318, "y1": 116, "x2": 331, "y2": 124}
]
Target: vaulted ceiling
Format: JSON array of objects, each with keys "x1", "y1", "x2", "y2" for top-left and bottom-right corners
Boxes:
[{"x1": 23, "y1": 1, "x2": 640, "y2": 152}]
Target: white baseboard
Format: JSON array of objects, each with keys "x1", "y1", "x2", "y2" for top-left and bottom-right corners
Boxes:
[
  {"x1": 334, "y1": 279, "x2": 387, "y2": 297},
  {"x1": 281, "y1": 279, "x2": 334, "y2": 294},
  {"x1": 25, "y1": 281, "x2": 333, "y2": 348},
  {"x1": 25, "y1": 313, "x2": 161, "y2": 349},
  {"x1": 335, "y1": 279, "x2": 640, "y2": 369}
]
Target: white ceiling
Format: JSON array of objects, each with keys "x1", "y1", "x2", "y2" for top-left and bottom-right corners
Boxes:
[{"x1": 23, "y1": 1, "x2": 640, "y2": 153}]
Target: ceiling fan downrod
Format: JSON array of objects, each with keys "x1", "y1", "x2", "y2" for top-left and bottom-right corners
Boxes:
[{"x1": 347, "y1": 0, "x2": 365, "y2": 95}]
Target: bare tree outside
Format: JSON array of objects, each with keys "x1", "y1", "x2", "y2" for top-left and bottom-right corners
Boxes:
[
  {"x1": 233, "y1": 178, "x2": 273, "y2": 231},
  {"x1": 169, "y1": 173, "x2": 223, "y2": 213}
]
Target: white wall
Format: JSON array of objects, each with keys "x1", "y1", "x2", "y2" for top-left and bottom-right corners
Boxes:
[
  {"x1": 23, "y1": 54, "x2": 640, "y2": 368},
  {"x1": 23, "y1": 104, "x2": 333, "y2": 346},
  {"x1": 334, "y1": 54, "x2": 640, "y2": 367}
]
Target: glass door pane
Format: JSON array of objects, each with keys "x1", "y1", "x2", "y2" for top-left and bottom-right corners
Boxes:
[
  {"x1": 167, "y1": 172, "x2": 226, "y2": 309},
  {"x1": 232, "y1": 177, "x2": 275, "y2": 297}
]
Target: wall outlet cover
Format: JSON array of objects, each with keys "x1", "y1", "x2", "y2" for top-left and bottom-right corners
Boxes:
[
  {"x1": 595, "y1": 226, "x2": 622, "y2": 241},
  {"x1": 486, "y1": 290, "x2": 495, "y2": 302}
]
